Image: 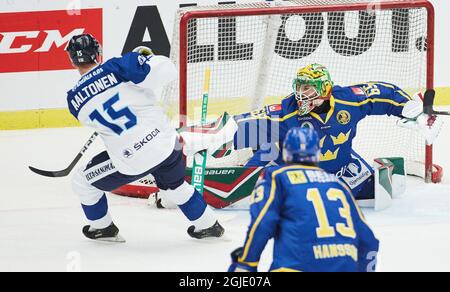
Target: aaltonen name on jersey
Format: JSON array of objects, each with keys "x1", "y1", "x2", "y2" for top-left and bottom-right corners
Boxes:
[{"x1": 71, "y1": 72, "x2": 119, "y2": 112}]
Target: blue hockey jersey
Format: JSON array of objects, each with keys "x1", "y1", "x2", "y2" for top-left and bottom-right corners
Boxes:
[
  {"x1": 233, "y1": 82, "x2": 412, "y2": 174},
  {"x1": 237, "y1": 164, "x2": 380, "y2": 272}
]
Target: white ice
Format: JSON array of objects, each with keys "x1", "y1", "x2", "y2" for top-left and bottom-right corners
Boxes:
[{"x1": 0, "y1": 117, "x2": 449, "y2": 272}]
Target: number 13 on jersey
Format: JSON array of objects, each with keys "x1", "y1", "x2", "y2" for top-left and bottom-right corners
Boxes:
[{"x1": 307, "y1": 188, "x2": 357, "y2": 239}]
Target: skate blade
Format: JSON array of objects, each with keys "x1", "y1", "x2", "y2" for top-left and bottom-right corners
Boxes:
[
  {"x1": 190, "y1": 233, "x2": 232, "y2": 243},
  {"x1": 92, "y1": 234, "x2": 126, "y2": 243}
]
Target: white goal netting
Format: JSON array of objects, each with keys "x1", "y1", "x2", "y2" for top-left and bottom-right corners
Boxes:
[{"x1": 163, "y1": 0, "x2": 433, "y2": 177}]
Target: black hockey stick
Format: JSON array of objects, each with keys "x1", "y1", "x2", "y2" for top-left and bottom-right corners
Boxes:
[
  {"x1": 29, "y1": 132, "x2": 99, "y2": 178},
  {"x1": 424, "y1": 89, "x2": 450, "y2": 116}
]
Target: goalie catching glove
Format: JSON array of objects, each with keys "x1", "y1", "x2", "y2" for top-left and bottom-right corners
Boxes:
[{"x1": 398, "y1": 92, "x2": 443, "y2": 145}]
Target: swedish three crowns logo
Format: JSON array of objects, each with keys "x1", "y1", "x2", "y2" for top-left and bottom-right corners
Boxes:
[{"x1": 337, "y1": 110, "x2": 351, "y2": 125}]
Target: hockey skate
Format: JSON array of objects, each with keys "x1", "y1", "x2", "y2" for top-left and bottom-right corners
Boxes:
[
  {"x1": 187, "y1": 221, "x2": 225, "y2": 239},
  {"x1": 82, "y1": 223, "x2": 126, "y2": 243}
]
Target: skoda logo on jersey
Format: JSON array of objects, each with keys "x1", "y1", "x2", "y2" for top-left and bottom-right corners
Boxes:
[
  {"x1": 337, "y1": 110, "x2": 351, "y2": 125},
  {"x1": 123, "y1": 148, "x2": 134, "y2": 159},
  {"x1": 134, "y1": 129, "x2": 161, "y2": 152},
  {"x1": 301, "y1": 121, "x2": 314, "y2": 129}
]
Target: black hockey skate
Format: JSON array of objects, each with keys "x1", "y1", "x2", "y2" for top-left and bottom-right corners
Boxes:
[
  {"x1": 82, "y1": 223, "x2": 126, "y2": 243},
  {"x1": 187, "y1": 221, "x2": 225, "y2": 239}
]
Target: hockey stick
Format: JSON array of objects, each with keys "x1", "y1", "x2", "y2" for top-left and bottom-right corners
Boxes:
[
  {"x1": 424, "y1": 89, "x2": 450, "y2": 116},
  {"x1": 191, "y1": 69, "x2": 211, "y2": 194},
  {"x1": 29, "y1": 132, "x2": 99, "y2": 178}
]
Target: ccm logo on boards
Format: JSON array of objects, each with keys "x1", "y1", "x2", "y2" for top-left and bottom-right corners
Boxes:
[{"x1": 0, "y1": 9, "x2": 102, "y2": 73}]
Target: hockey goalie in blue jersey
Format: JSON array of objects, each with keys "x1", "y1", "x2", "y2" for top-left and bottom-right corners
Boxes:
[
  {"x1": 228, "y1": 128, "x2": 380, "y2": 272},
  {"x1": 224, "y1": 64, "x2": 443, "y2": 204}
]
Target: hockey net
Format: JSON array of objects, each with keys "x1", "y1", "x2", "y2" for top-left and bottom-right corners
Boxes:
[{"x1": 161, "y1": 0, "x2": 441, "y2": 182}]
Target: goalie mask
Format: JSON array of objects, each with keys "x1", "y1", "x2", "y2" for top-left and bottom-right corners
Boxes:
[{"x1": 293, "y1": 64, "x2": 334, "y2": 116}]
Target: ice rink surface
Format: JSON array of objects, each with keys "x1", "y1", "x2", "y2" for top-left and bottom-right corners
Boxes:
[{"x1": 1, "y1": 117, "x2": 449, "y2": 272}]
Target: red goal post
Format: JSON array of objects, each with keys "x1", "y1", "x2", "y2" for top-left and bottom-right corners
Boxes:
[{"x1": 169, "y1": 0, "x2": 442, "y2": 183}]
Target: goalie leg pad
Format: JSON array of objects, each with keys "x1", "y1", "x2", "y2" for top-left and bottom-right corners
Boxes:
[{"x1": 358, "y1": 158, "x2": 407, "y2": 211}]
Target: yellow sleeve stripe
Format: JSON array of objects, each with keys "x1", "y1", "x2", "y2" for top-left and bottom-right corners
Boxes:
[
  {"x1": 240, "y1": 168, "x2": 283, "y2": 261},
  {"x1": 396, "y1": 90, "x2": 413, "y2": 101},
  {"x1": 372, "y1": 82, "x2": 412, "y2": 100},
  {"x1": 237, "y1": 260, "x2": 259, "y2": 267},
  {"x1": 310, "y1": 96, "x2": 336, "y2": 125},
  {"x1": 271, "y1": 267, "x2": 302, "y2": 272},
  {"x1": 335, "y1": 98, "x2": 406, "y2": 108},
  {"x1": 236, "y1": 110, "x2": 298, "y2": 124}
]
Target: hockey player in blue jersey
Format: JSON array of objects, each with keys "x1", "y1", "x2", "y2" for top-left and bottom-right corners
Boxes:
[
  {"x1": 66, "y1": 34, "x2": 224, "y2": 242},
  {"x1": 228, "y1": 64, "x2": 442, "y2": 201},
  {"x1": 228, "y1": 127, "x2": 380, "y2": 272}
]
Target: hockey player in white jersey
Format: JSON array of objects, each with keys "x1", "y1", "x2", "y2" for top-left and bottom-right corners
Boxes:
[{"x1": 66, "y1": 34, "x2": 224, "y2": 242}]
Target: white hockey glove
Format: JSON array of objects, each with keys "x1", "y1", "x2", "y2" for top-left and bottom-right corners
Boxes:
[
  {"x1": 179, "y1": 113, "x2": 239, "y2": 157},
  {"x1": 397, "y1": 92, "x2": 444, "y2": 145},
  {"x1": 132, "y1": 46, "x2": 154, "y2": 56}
]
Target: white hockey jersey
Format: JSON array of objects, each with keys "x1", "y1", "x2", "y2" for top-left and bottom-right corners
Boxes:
[{"x1": 67, "y1": 52, "x2": 178, "y2": 175}]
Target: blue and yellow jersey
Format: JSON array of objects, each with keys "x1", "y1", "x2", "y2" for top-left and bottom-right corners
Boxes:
[
  {"x1": 238, "y1": 164, "x2": 380, "y2": 272},
  {"x1": 233, "y1": 82, "x2": 411, "y2": 173}
]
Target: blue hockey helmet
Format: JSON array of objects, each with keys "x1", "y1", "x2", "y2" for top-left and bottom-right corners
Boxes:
[
  {"x1": 66, "y1": 34, "x2": 102, "y2": 65},
  {"x1": 283, "y1": 127, "x2": 320, "y2": 164}
]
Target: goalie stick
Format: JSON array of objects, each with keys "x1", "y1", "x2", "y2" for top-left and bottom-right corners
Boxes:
[
  {"x1": 191, "y1": 69, "x2": 211, "y2": 194},
  {"x1": 29, "y1": 132, "x2": 99, "y2": 178}
]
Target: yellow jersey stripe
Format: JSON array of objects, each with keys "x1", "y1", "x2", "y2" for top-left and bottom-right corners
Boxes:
[
  {"x1": 271, "y1": 267, "x2": 302, "y2": 272},
  {"x1": 335, "y1": 98, "x2": 406, "y2": 108},
  {"x1": 310, "y1": 96, "x2": 335, "y2": 125},
  {"x1": 396, "y1": 90, "x2": 412, "y2": 101},
  {"x1": 237, "y1": 260, "x2": 259, "y2": 267}
]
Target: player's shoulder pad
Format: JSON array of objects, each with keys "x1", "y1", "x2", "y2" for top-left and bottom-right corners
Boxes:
[
  {"x1": 265, "y1": 104, "x2": 283, "y2": 115},
  {"x1": 333, "y1": 85, "x2": 367, "y2": 103},
  {"x1": 103, "y1": 52, "x2": 152, "y2": 84},
  {"x1": 267, "y1": 94, "x2": 298, "y2": 117}
]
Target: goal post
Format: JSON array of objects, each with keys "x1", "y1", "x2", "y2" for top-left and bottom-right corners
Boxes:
[{"x1": 163, "y1": 0, "x2": 442, "y2": 183}]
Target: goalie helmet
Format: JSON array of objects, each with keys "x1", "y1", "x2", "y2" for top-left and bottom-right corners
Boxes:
[
  {"x1": 66, "y1": 34, "x2": 102, "y2": 66},
  {"x1": 292, "y1": 64, "x2": 334, "y2": 116},
  {"x1": 283, "y1": 127, "x2": 320, "y2": 164}
]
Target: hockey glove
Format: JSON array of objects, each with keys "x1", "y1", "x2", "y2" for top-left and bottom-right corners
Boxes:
[
  {"x1": 228, "y1": 247, "x2": 257, "y2": 272},
  {"x1": 397, "y1": 92, "x2": 443, "y2": 145},
  {"x1": 133, "y1": 46, "x2": 154, "y2": 56}
]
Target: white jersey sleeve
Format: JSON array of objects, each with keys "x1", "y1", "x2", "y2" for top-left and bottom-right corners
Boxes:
[
  {"x1": 66, "y1": 53, "x2": 179, "y2": 175},
  {"x1": 136, "y1": 55, "x2": 177, "y2": 99}
]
